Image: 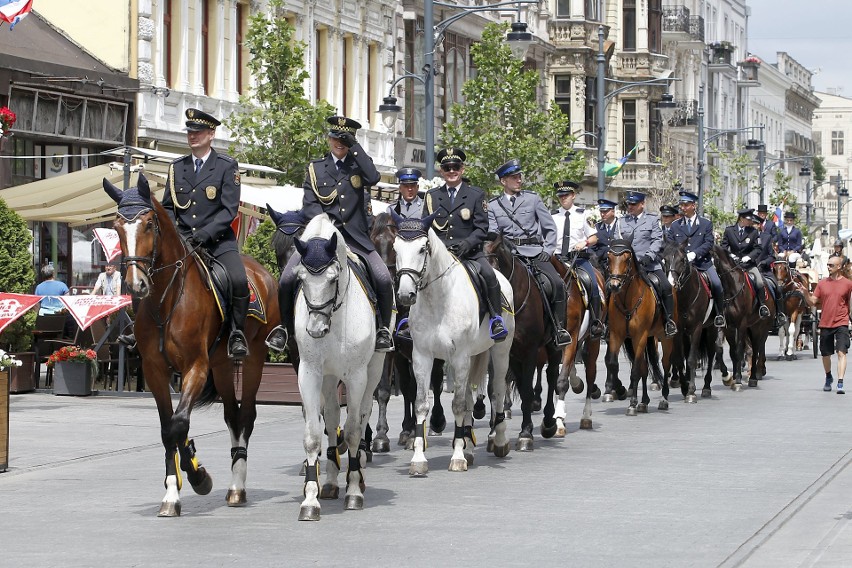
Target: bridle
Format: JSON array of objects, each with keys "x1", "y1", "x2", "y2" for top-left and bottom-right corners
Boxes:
[
  {"x1": 484, "y1": 243, "x2": 533, "y2": 313},
  {"x1": 607, "y1": 247, "x2": 646, "y2": 321},
  {"x1": 395, "y1": 238, "x2": 458, "y2": 292},
  {"x1": 300, "y1": 256, "x2": 349, "y2": 322}
]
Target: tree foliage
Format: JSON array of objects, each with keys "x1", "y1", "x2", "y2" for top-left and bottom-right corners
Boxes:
[
  {"x1": 441, "y1": 23, "x2": 584, "y2": 203},
  {"x1": 0, "y1": 197, "x2": 35, "y2": 351},
  {"x1": 224, "y1": 0, "x2": 334, "y2": 185}
]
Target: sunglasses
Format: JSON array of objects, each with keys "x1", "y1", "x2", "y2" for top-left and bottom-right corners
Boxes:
[{"x1": 441, "y1": 164, "x2": 462, "y2": 172}]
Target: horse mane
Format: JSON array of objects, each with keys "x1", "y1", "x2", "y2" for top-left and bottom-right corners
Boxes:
[
  {"x1": 484, "y1": 234, "x2": 515, "y2": 274},
  {"x1": 711, "y1": 244, "x2": 736, "y2": 270},
  {"x1": 272, "y1": 230, "x2": 298, "y2": 272},
  {"x1": 371, "y1": 211, "x2": 396, "y2": 239}
]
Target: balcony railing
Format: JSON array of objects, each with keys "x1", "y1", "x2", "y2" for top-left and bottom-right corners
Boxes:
[
  {"x1": 667, "y1": 99, "x2": 699, "y2": 128},
  {"x1": 662, "y1": 7, "x2": 690, "y2": 34},
  {"x1": 688, "y1": 16, "x2": 704, "y2": 42}
]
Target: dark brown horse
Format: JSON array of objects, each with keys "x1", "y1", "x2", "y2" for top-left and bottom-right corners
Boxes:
[
  {"x1": 713, "y1": 245, "x2": 775, "y2": 389},
  {"x1": 104, "y1": 174, "x2": 280, "y2": 517},
  {"x1": 663, "y1": 241, "x2": 717, "y2": 400},
  {"x1": 553, "y1": 254, "x2": 605, "y2": 432},
  {"x1": 605, "y1": 239, "x2": 675, "y2": 415},
  {"x1": 483, "y1": 235, "x2": 560, "y2": 450},
  {"x1": 772, "y1": 260, "x2": 811, "y2": 361}
]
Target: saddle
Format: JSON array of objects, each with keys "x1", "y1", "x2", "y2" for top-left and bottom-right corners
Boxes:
[
  {"x1": 744, "y1": 272, "x2": 770, "y2": 306},
  {"x1": 459, "y1": 259, "x2": 511, "y2": 322},
  {"x1": 202, "y1": 253, "x2": 268, "y2": 324}
]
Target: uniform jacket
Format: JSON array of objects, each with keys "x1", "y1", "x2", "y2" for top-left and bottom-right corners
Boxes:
[
  {"x1": 162, "y1": 149, "x2": 241, "y2": 253},
  {"x1": 487, "y1": 190, "x2": 557, "y2": 257},
  {"x1": 720, "y1": 224, "x2": 761, "y2": 263},
  {"x1": 668, "y1": 215, "x2": 715, "y2": 270},
  {"x1": 424, "y1": 181, "x2": 489, "y2": 254},
  {"x1": 390, "y1": 195, "x2": 424, "y2": 219},
  {"x1": 777, "y1": 224, "x2": 803, "y2": 253},
  {"x1": 756, "y1": 222, "x2": 778, "y2": 270},
  {"x1": 302, "y1": 143, "x2": 381, "y2": 255},
  {"x1": 615, "y1": 212, "x2": 664, "y2": 271},
  {"x1": 590, "y1": 220, "x2": 617, "y2": 261}
]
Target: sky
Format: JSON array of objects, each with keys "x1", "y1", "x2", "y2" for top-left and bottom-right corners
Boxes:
[{"x1": 745, "y1": 0, "x2": 851, "y2": 95}]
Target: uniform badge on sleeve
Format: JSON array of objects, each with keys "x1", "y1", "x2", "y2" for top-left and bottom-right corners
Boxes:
[
  {"x1": 482, "y1": 198, "x2": 488, "y2": 211},
  {"x1": 206, "y1": 186, "x2": 217, "y2": 200},
  {"x1": 234, "y1": 171, "x2": 241, "y2": 186}
]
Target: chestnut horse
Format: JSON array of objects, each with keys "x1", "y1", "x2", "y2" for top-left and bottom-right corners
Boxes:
[
  {"x1": 104, "y1": 174, "x2": 280, "y2": 517},
  {"x1": 772, "y1": 260, "x2": 811, "y2": 361},
  {"x1": 483, "y1": 235, "x2": 560, "y2": 449},
  {"x1": 605, "y1": 239, "x2": 675, "y2": 415}
]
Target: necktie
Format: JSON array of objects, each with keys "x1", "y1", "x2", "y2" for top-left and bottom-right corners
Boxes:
[
  {"x1": 510, "y1": 196, "x2": 516, "y2": 207},
  {"x1": 449, "y1": 188, "x2": 456, "y2": 205},
  {"x1": 739, "y1": 227, "x2": 744, "y2": 238},
  {"x1": 194, "y1": 158, "x2": 203, "y2": 174},
  {"x1": 688, "y1": 219, "x2": 693, "y2": 230},
  {"x1": 561, "y1": 210, "x2": 571, "y2": 253},
  {"x1": 336, "y1": 160, "x2": 345, "y2": 173},
  {"x1": 405, "y1": 202, "x2": 411, "y2": 213}
]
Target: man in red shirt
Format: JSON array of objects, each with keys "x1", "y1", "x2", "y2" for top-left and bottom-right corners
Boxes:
[{"x1": 799, "y1": 258, "x2": 852, "y2": 393}]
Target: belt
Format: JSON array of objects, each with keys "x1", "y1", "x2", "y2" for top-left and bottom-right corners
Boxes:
[{"x1": 510, "y1": 237, "x2": 542, "y2": 246}]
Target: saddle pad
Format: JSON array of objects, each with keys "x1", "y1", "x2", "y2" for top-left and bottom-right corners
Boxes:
[
  {"x1": 200, "y1": 258, "x2": 268, "y2": 324},
  {"x1": 461, "y1": 260, "x2": 512, "y2": 321},
  {"x1": 698, "y1": 271, "x2": 712, "y2": 298},
  {"x1": 745, "y1": 273, "x2": 769, "y2": 303}
]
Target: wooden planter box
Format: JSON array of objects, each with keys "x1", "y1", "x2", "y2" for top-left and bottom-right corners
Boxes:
[
  {"x1": 236, "y1": 362, "x2": 347, "y2": 406},
  {"x1": 8, "y1": 352, "x2": 35, "y2": 394},
  {"x1": 1, "y1": 368, "x2": 8, "y2": 472},
  {"x1": 53, "y1": 361, "x2": 94, "y2": 396}
]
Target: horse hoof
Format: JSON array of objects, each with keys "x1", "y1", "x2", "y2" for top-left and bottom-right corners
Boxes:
[
  {"x1": 602, "y1": 394, "x2": 614, "y2": 403},
  {"x1": 591, "y1": 385, "x2": 602, "y2": 400},
  {"x1": 157, "y1": 501, "x2": 181, "y2": 517},
  {"x1": 398, "y1": 432, "x2": 411, "y2": 447},
  {"x1": 430, "y1": 414, "x2": 447, "y2": 434},
  {"x1": 493, "y1": 443, "x2": 510, "y2": 458},
  {"x1": 487, "y1": 438, "x2": 495, "y2": 453},
  {"x1": 226, "y1": 489, "x2": 247, "y2": 506},
  {"x1": 516, "y1": 437, "x2": 534, "y2": 452},
  {"x1": 372, "y1": 438, "x2": 390, "y2": 454},
  {"x1": 532, "y1": 398, "x2": 542, "y2": 412},
  {"x1": 409, "y1": 462, "x2": 428, "y2": 477},
  {"x1": 669, "y1": 378, "x2": 680, "y2": 388},
  {"x1": 722, "y1": 377, "x2": 733, "y2": 387},
  {"x1": 701, "y1": 388, "x2": 712, "y2": 398},
  {"x1": 616, "y1": 388, "x2": 628, "y2": 401},
  {"x1": 298, "y1": 505, "x2": 321, "y2": 521},
  {"x1": 319, "y1": 484, "x2": 339, "y2": 500},
  {"x1": 658, "y1": 400, "x2": 669, "y2": 411},
  {"x1": 748, "y1": 379, "x2": 758, "y2": 388},
  {"x1": 685, "y1": 395, "x2": 697, "y2": 404},
  {"x1": 571, "y1": 382, "x2": 584, "y2": 395},
  {"x1": 733, "y1": 383, "x2": 743, "y2": 392},
  {"x1": 626, "y1": 406, "x2": 637, "y2": 417},
  {"x1": 776, "y1": 355, "x2": 785, "y2": 361},
  {"x1": 428, "y1": 428, "x2": 443, "y2": 437},
  {"x1": 579, "y1": 418, "x2": 593, "y2": 430},
  {"x1": 555, "y1": 426, "x2": 567, "y2": 438},
  {"x1": 190, "y1": 472, "x2": 213, "y2": 496},
  {"x1": 541, "y1": 422, "x2": 558, "y2": 438},
  {"x1": 405, "y1": 438, "x2": 415, "y2": 451},
  {"x1": 449, "y1": 458, "x2": 468, "y2": 472},
  {"x1": 637, "y1": 403, "x2": 648, "y2": 414},
  {"x1": 473, "y1": 402, "x2": 486, "y2": 420},
  {"x1": 464, "y1": 451, "x2": 475, "y2": 466},
  {"x1": 650, "y1": 382, "x2": 660, "y2": 391},
  {"x1": 344, "y1": 495, "x2": 364, "y2": 511}
]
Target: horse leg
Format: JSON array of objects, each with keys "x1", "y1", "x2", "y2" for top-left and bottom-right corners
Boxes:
[
  {"x1": 728, "y1": 328, "x2": 744, "y2": 391},
  {"x1": 486, "y1": 343, "x2": 511, "y2": 459},
  {"x1": 221, "y1": 353, "x2": 262, "y2": 506},
  {"x1": 297, "y1": 366, "x2": 324, "y2": 521},
  {"x1": 626, "y1": 334, "x2": 648, "y2": 416},
  {"x1": 554, "y1": 364, "x2": 571, "y2": 438},
  {"x1": 342, "y1": 361, "x2": 376, "y2": 511},
  {"x1": 409, "y1": 350, "x2": 434, "y2": 476},
  {"x1": 581, "y1": 338, "x2": 602, "y2": 429},
  {"x1": 603, "y1": 337, "x2": 625, "y2": 402},
  {"x1": 701, "y1": 327, "x2": 716, "y2": 398},
  {"x1": 540, "y1": 346, "x2": 561, "y2": 437},
  {"x1": 146, "y1": 360, "x2": 182, "y2": 517},
  {"x1": 319, "y1": 378, "x2": 343, "y2": 500},
  {"x1": 683, "y1": 330, "x2": 700, "y2": 403},
  {"x1": 515, "y1": 355, "x2": 536, "y2": 452},
  {"x1": 448, "y1": 355, "x2": 474, "y2": 472},
  {"x1": 532, "y1": 364, "x2": 544, "y2": 412},
  {"x1": 399, "y1": 358, "x2": 416, "y2": 448},
  {"x1": 429, "y1": 361, "x2": 447, "y2": 435},
  {"x1": 371, "y1": 354, "x2": 393, "y2": 453}
]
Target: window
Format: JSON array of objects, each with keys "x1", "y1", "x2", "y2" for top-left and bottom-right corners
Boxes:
[
  {"x1": 163, "y1": 0, "x2": 172, "y2": 88},
  {"x1": 342, "y1": 35, "x2": 352, "y2": 116},
  {"x1": 201, "y1": 0, "x2": 210, "y2": 94},
  {"x1": 623, "y1": 0, "x2": 636, "y2": 51},
  {"x1": 585, "y1": 0, "x2": 599, "y2": 21},
  {"x1": 623, "y1": 100, "x2": 637, "y2": 160},
  {"x1": 648, "y1": 0, "x2": 662, "y2": 54},
  {"x1": 404, "y1": 18, "x2": 425, "y2": 139},
  {"x1": 442, "y1": 33, "x2": 470, "y2": 125},
  {"x1": 832, "y1": 131, "x2": 844, "y2": 155},
  {"x1": 649, "y1": 101, "x2": 663, "y2": 160},
  {"x1": 585, "y1": 78, "x2": 597, "y2": 147},
  {"x1": 368, "y1": 43, "x2": 377, "y2": 123},
  {"x1": 236, "y1": 2, "x2": 246, "y2": 95},
  {"x1": 554, "y1": 75, "x2": 571, "y2": 120},
  {"x1": 556, "y1": 0, "x2": 569, "y2": 18},
  {"x1": 315, "y1": 28, "x2": 326, "y2": 102}
]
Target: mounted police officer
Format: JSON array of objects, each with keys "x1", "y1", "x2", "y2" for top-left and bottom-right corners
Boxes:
[
  {"x1": 424, "y1": 147, "x2": 507, "y2": 341},
  {"x1": 389, "y1": 167, "x2": 424, "y2": 219},
  {"x1": 552, "y1": 181, "x2": 604, "y2": 338},
  {"x1": 614, "y1": 190, "x2": 678, "y2": 337},
  {"x1": 486, "y1": 159, "x2": 571, "y2": 347},
  {"x1": 721, "y1": 208, "x2": 771, "y2": 319},
  {"x1": 752, "y1": 212, "x2": 787, "y2": 327},
  {"x1": 590, "y1": 198, "x2": 618, "y2": 268},
  {"x1": 266, "y1": 116, "x2": 394, "y2": 353},
  {"x1": 659, "y1": 204, "x2": 678, "y2": 241},
  {"x1": 669, "y1": 190, "x2": 726, "y2": 328},
  {"x1": 118, "y1": 108, "x2": 249, "y2": 359},
  {"x1": 777, "y1": 211, "x2": 803, "y2": 256}
]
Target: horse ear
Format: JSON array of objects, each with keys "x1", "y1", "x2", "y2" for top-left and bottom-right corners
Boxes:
[
  {"x1": 267, "y1": 203, "x2": 284, "y2": 227},
  {"x1": 103, "y1": 177, "x2": 122, "y2": 204},
  {"x1": 388, "y1": 208, "x2": 405, "y2": 227},
  {"x1": 420, "y1": 211, "x2": 438, "y2": 231},
  {"x1": 137, "y1": 173, "x2": 151, "y2": 200},
  {"x1": 326, "y1": 232, "x2": 338, "y2": 255},
  {"x1": 294, "y1": 237, "x2": 307, "y2": 258}
]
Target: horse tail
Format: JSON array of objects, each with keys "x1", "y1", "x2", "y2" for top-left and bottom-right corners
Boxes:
[
  {"x1": 646, "y1": 340, "x2": 664, "y2": 383},
  {"x1": 622, "y1": 337, "x2": 636, "y2": 368},
  {"x1": 194, "y1": 371, "x2": 219, "y2": 408},
  {"x1": 698, "y1": 327, "x2": 715, "y2": 370}
]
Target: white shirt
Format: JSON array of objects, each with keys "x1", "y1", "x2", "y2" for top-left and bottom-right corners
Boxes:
[
  {"x1": 553, "y1": 205, "x2": 595, "y2": 254},
  {"x1": 91, "y1": 271, "x2": 122, "y2": 296},
  {"x1": 192, "y1": 149, "x2": 212, "y2": 169}
]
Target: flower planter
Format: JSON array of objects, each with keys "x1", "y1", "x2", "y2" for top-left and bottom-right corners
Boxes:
[
  {"x1": 8, "y1": 352, "x2": 35, "y2": 394},
  {"x1": 53, "y1": 361, "x2": 94, "y2": 396}
]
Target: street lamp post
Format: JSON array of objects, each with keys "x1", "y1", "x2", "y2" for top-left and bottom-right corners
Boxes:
[
  {"x1": 837, "y1": 172, "x2": 848, "y2": 234},
  {"x1": 378, "y1": 0, "x2": 537, "y2": 178}
]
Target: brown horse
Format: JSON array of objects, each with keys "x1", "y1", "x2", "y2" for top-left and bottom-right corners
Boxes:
[
  {"x1": 772, "y1": 260, "x2": 811, "y2": 361},
  {"x1": 605, "y1": 239, "x2": 675, "y2": 415},
  {"x1": 713, "y1": 245, "x2": 775, "y2": 389},
  {"x1": 104, "y1": 174, "x2": 279, "y2": 517},
  {"x1": 483, "y1": 235, "x2": 560, "y2": 450},
  {"x1": 553, "y1": 254, "x2": 605, "y2": 432}
]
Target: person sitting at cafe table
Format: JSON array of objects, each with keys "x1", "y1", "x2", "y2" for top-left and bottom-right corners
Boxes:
[{"x1": 35, "y1": 264, "x2": 69, "y2": 316}]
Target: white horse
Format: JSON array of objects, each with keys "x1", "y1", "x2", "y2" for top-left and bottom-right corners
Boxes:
[
  {"x1": 392, "y1": 213, "x2": 515, "y2": 475},
  {"x1": 292, "y1": 214, "x2": 387, "y2": 521}
]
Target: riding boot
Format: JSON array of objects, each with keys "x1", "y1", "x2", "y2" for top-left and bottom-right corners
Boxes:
[
  {"x1": 550, "y1": 289, "x2": 572, "y2": 347},
  {"x1": 267, "y1": 275, "x2": 296, "y2": 352},
  {"x1": 228, "y1": 294, "x2": 250, "y2": 360},
  {"x1": 485, "y1": 278, "x2": 508, "y2": 341},
  {"x1": 753, "y1": 277, "x2": 771, "y2": 319},
  {"x1": 713, "y1": 301, "x2": 726, "y2": 328},
  {"x1": 588, "y1": 293, "x2": 605, "y2": 339},
  {"x1": 661, "y1": 290, "x2": 678, "y2": 337}
]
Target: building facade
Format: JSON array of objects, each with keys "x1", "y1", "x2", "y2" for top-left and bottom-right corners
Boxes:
[{"x1": 813, "y1": 90, "x2": 852, "y2": 238}]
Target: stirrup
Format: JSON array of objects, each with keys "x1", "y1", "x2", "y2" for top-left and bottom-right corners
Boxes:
[
  {"x1": 590, "y1": 319, "x2": 605, "y2": 339},
  {"x1": 776, "y1": 312, "x2": 787, "y2": 326},
  {"x1": 714, "y1": 315, "x2": 726, "y2": 328},
  {"x1": 265, "y1": 325, "x2": 288, "y2": 353},
  {"x1": 228, "y1": 330, "x2": 249, "y2": 360},
  {"x1": 554, "y1": 328, "x2": 572, "y2": 347},
  {"x1": 758, "y1": 305, "x2": 770, "y2": 319},
  {"x1": 117, "y1": 333, "x2": 137, "y2": 350},
  {"x1": 489, "y1": 316, "x2": 508, "y2": 342},
  {"x1": 664, "y1": 319, "x2": 678, "y2": 337},
  {"x1": 394, "y1": 317, "x2": 410, "y2": 338},
  {"x1": 375, "y1": 327, "x2": 394, "y2": 352}
]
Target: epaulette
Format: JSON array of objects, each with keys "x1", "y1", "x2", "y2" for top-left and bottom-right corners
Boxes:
[
  {"x1": 488, "y1": 195, "x2": 500, "y2": 202},
  {"x1": 218, "y1": 154, "x2": 236, "y2": 163},
  {"x1": 174, "y1": 154, "x2": 190, "y2": 164}
]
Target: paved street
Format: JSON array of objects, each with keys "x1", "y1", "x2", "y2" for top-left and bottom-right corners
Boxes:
[{"x1": 2, "y1": 343, "x2": 851, "y2": 567}]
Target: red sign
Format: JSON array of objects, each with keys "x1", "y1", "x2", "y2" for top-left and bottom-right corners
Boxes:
[
  {"x1": 59, "y1": 294, "x2": 132, "y2": 330},
  {"x1": 0, "y1": 293, "x2": 42, "y2": 335},
  {"x1": 93, "y1": 228, "x2": 123, "y2": 262}
]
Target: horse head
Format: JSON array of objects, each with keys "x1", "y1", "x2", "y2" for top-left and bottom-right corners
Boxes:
[
  {"x1": 606, "y1": 239, "x2": 636, "y2": 293},
  {"x1": 268, "y1": 204, "x2": 307, "y2": 272},
  {"x1": 391, "y1": 210, "x2": 439, "y2": 307},
  {"x1": 771, "y1": 258, "x2": 792, "y2": 286},
  {"x1": 103, "y1": 173, "x2": 162, "y2": 298},
  {"x1": 483, "y1": 232, "x2": 515, "y2": 274},
  {"x1": 663, "y1": 240, "x2": 691, "y2": 289},
  {"x1": 371, "y1": 211, "x2": 399, "y2": 280},
  {"x1": 294, "y1": 214, "x2": 345, "y2": 339}
]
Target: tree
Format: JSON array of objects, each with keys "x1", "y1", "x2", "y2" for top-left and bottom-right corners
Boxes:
[
  {"x1": 769, "y1": 169, "x2": 798, "y2": 218},
  {"x1": 0, "y1": 197, "x2": 35, "y2": 352},
  {"x1": 224, "y1": 0, "x2": 335, "y2": 185},
  {"x1": 441, "y1": 23, "x2": 584, "y2": 203},
  {"x1": 703, "y1": 144, "x2": 752, "y2": 231}
]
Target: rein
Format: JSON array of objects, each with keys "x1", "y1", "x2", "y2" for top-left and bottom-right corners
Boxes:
[
  {"x1": 303, "y1": 259, "x2": 349, "y2": 318},
  {"x1": 396, "y1": 240, "x2": 458, "y2": 292},
  {"x1": 484, "y1": 247, "x2": 533, "y2": 314},
  {"x1": 608, "y1": 251, "x2": 645, "y2": 322}
]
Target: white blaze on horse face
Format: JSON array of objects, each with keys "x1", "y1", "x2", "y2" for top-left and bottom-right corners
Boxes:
[
  {"x1": 122, "y1": 219, "x2": 151, "y2": 295},
  {"x1": 394, "y1": 237, "x2": 428, "y2": 306}
]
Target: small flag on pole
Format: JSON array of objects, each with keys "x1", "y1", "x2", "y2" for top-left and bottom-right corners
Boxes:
[
  {"x1": 773, "y1": 206, "x2": 782, "y2": 228},
  {"x1": 0, "y1": 0, "x2": 33, "y2": 30},
  {"x1": 603, "y1": 143, "x2": 640, "y2": 177}
]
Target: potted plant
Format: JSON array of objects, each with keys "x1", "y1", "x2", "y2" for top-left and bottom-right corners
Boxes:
[
  {"x1": 47, "y1": 345, "x2": 98, "y2": 396},
  {"x1": 739, "y1": 56, "x2": 761, "y2": 82},
  {"x1": 0, "y1": 196, "x2": 37, "y2": 393}
]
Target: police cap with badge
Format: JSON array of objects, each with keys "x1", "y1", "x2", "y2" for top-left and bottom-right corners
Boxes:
[
  {"x1": 659, "y1": 205, "x2": 678, "y2": 217},
  {"x1": 495, "y1": 159, "x2": 522, "y2": 179},
  {"x1": 597, "y1": 198, "x2": 617, "y2": 210},
  {"x1": 554, "y1": 180, "x2": 580, "y2": 197},
  {"x1": 185, "y1": 108, "x2": 221, "y2": 131},
  {"x1": 326, "y1": 115, "x2": 361, "y2": 138},
  {"x1": 625, "y1": 190, "x2": 646, "y2": 204},
  {"x1": 737, "y1": 207, "x2": 755, "y2": 219},
  {"x1": 396, "y1": 167, "x2": 422, "y2": 184},
  {"x1": 678, "y1": 190, "x2": 699, "y2": 204},
  {"x1": 436, "y1": 147, "x2": 466, "y2": 169}
]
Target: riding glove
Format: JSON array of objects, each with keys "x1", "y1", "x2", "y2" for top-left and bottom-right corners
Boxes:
[
  {"x1": 452, "y1": 240, "x2": 473, "y2": 258},
  {"x1": 535, "y1": 251, "x2": 551, "y2": 263},
  {"x1": 686, "y1": 252, "x2": 696, "y2": 262},
  {"x1": 338, "y1": 132, "x2": 357, "y2": 148},
  {"x1": 186, "y1": 236, "x2": 202, "y2": 249},
  {"x1": 741, "y1": 255, "x2": 752, "y2": 263}
]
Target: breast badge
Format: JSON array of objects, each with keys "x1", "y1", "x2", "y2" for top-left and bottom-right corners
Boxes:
[
  {"x1": 206, "y1": 186, "x2": 217, "y2": 200},
  {"x1": 350, "y1": 174, "x2": 362, "y2": 189},
  {"x1": 460, "y1": 208, "x2": 471, "y2": 221}
]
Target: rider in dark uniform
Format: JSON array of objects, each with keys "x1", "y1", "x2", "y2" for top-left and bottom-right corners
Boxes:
[
  {"x1": 668, "y1": 190, "x2": 726, "y2": 328},
  {"x1": 590, "y1": 198, "x2": 618, "y2": 269},
  {"x1": 721, "y1": 208, "x2": 771, "y2": 319},
  {"x1": 659, "y1": 204, "x2": 678, "y2": 241},
  {"x1": 777, "y1": 211, "x2": 803, "y2": 256},
  {"x1": 424, "y1": 148, "x2": 507, "y2": 341},
  {"x1": 120, "y1": 108, "x2": 250, "y2": 359},
  {"x1": 266, "y1": 116, "x2": 394, "y2": 352},
  {"x1": 486, "y1": 159, "x2": 571, "y2": 346}
]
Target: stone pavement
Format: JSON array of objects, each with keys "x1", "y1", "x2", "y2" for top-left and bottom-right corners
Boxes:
[{"x1": 1, "y1": 345, "x2": 851, "y2": 567}]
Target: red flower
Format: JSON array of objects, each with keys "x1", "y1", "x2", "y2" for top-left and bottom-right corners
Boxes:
[{"x1": 0, "y1": 106, "x2": 15, "y2": 134}]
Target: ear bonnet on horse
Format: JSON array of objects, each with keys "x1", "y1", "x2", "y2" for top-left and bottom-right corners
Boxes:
[
  {"x1": 296, "y1": 233, "x2": 339, "y2": 274},
  {"x1": 103, "y1": 174, "x2": 154, "y2": 220},
  {"x1": 267, "y1": 204, "x2": 308, "y2": 236},
  {"x1": 389, "y1": 210, "x2": 438, "y2": 241}
]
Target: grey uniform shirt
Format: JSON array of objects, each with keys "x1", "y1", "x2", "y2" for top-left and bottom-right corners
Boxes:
[
  {"x1": 487, "y1": 190, "x2": 557, "y2": 257},
  {"x1": 615, "y1": 211, "x2": 664, "y2": 270}
]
